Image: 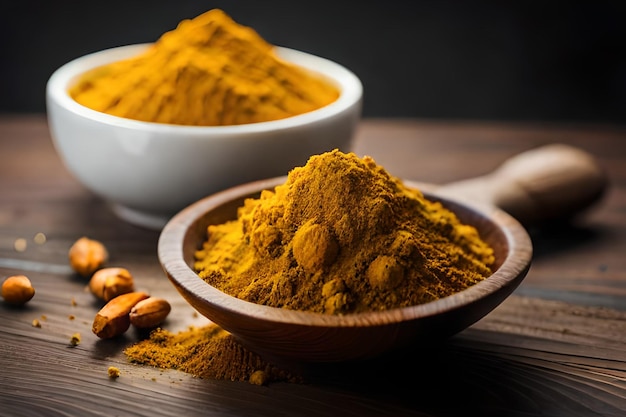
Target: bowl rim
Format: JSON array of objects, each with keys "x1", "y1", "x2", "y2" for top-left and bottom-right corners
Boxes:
[
  {"x1": 158, "y1": 176, "x2": 533, "y2": 329},
  {"x1": 46, "y1": 43, "x2": 363, "y2": 133}
]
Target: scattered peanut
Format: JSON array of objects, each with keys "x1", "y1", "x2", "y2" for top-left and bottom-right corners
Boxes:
[
  {"x1": 68, "y1": 237, "x2": 109, "y2": 277},
  {"x1": 129, "y1": 297, "x2": 171, "y2": 329},
  {"x1": 89, "y1": 267, "x2": 135, "y2": 302},
  {"x1": 1, "y1": 275, "x2": 35, "y2": 305},
  {"x1": 92, "y1": 291, "x2": 150, "y2": 339}
]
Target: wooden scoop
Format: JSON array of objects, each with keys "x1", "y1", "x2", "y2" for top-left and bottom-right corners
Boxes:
[{"x1": 158, "y1": 143, "x2": 608, "y2": 363}]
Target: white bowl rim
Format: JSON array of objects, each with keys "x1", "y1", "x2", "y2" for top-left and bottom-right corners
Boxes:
[{"x1": 46, "y1": 43, "x2": 363, "y2": 134}]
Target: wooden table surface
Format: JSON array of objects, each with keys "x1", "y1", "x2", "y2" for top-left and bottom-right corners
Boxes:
[{"x1": 1, "y1": 114, "x2": 625, "y2": 416}]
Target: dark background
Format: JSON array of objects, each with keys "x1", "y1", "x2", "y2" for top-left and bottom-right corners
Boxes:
[{"x1": 1, "y1": 0, "x2": 625, "y2": 125}]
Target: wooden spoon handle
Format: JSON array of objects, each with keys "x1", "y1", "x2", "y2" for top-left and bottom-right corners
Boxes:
[{"x1": 437, "y1": 143, "x2": 609, "y2": 225}]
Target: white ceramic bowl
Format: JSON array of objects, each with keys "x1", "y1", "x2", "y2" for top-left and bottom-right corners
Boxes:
[{"x1": 46, "y1": 44, "x2": 362, "y2": 230}]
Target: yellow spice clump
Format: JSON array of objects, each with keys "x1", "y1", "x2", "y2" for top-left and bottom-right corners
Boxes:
[
  {"x1": 194, "y1": 149, "x2": 495, "y2": 314},
  {"x1": 107, "y1": 366, "x2": 121, "y2": 379},
  {"x1": 69, "y1": 9, "x2": 339, "y2": 126}
]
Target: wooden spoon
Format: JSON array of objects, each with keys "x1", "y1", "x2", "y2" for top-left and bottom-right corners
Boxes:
[
  {"x1": 158, "y1": 144, "x2": 607, "y2": 362},
  {"x1": 434, "y1": 143, "x2": 607, "y2": 226}
]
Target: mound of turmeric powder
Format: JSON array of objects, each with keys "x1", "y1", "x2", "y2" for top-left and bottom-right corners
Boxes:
[
  {"x1": 69, "y1": 9, "x2": 339, "y2": 126},
  {"x1": 194, "y1": 149, "x2": 495, "y2": 314},
  {"x1": 124, "y1": 324, "x2": 301, "y2": 385}
]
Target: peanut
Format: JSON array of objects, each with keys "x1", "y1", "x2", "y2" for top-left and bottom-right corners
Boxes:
[
  {"x1": 129, "y1": 297, "x2": 171, "y2": 329},
  {"x1": 1, "y1": 275, "x2": 35, "y2": 305},
  {"x1": 69, "y1": 237, "x2": 109, "y2": 277},
  {"x1": 89, "y1": 267, "x2": 135, "y2": 302},
  {"x1": 92, "y1": 291, "x2": 149, "y2": 339}
]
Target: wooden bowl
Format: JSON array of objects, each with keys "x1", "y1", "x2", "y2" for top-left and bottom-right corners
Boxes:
[{"x1": 158, "y1": 176, "x2": 532, "y2": 362}]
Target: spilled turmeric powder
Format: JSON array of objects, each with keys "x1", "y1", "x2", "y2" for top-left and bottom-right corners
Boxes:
[
  {"x1": 69, "y1": 9, "x2": 339, "y2": 126},
  {"x1": 194, "y1": 149, "x2": 495, "y2": 314},
  {"x1": 124, "y1": 324, "x2": 301, "y2": 385}
]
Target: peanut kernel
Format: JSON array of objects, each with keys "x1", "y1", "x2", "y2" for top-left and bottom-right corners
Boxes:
[
  {"x1": 129, "y1": 297, "x2": 172, "y2": 329},
  {"x1": 68, "y1": 237, "x2": 109, "y2": 277},
  {"x1": 89, "y1": 267, "x2": 135, "y2": 302},
  {"x1": 1, "y1": 275, "x2": 35, "y2": 305}
]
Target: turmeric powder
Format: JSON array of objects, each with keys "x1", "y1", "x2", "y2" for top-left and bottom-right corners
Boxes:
[
  {"x1": 69, "y1": 9, "x2": 339, "y2": 126},
  {"x1": 124, "y1": 324, "x2": 301, "y2": 385},
  {"x1": 194, "y1": 149, "x2": 495, "y2": 314}
]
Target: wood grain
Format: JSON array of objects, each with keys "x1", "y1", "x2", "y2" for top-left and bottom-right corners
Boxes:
[{"x1": 1, "y1": 115, "x2": 626, "y2": 416}]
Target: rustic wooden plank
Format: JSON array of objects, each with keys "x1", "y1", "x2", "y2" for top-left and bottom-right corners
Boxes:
[{"x1": 1, "y1": 115, "x2": 625, "y2": 416}]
